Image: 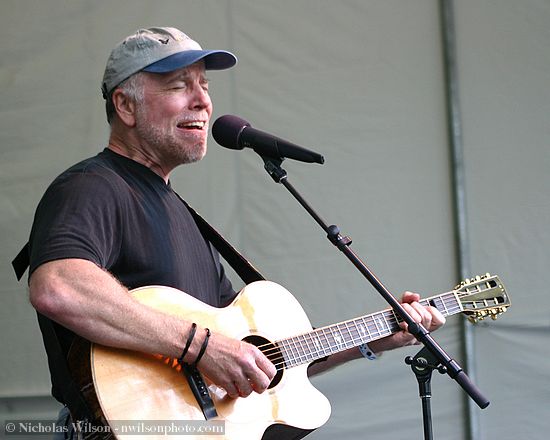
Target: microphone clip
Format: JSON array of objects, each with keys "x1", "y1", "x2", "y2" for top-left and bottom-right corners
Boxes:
[{"x1": 261, "y1": 155, "x2": 288, "y2": 184}]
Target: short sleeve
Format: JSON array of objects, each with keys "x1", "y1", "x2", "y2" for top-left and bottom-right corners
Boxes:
[{"x1": 29, "y1": 171, "x2": 122, "y2": 275}]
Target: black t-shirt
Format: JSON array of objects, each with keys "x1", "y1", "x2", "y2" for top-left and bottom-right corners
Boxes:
[{"x1": 29, "y1": 148, "x2": 236, "y2": 355}]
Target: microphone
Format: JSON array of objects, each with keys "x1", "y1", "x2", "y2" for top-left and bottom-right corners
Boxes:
[{"x1": 212, "y1": 115, "x2": 324, "y2": 164}]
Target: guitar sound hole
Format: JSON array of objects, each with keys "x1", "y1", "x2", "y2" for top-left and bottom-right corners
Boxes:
[{"x1": 242, "y1": 335, "x2": 284, "y2": 389}]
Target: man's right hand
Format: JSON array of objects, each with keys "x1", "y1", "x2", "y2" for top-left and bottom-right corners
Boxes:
[{"x1": 195, "y1": 332, "x2": 276, "y2": 399}]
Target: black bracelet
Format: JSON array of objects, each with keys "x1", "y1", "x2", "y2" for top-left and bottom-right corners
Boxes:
[
  {"x1": 178, "y1": 323, "x2": 197, "y2": 364},
  {"x1": 193, "y1": 328, "x2": 210, "y2": 366}
]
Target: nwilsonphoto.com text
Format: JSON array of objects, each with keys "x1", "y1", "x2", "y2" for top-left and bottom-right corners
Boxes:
[{"x1": 4, "y1": 419, "x2": 225, "y2": 436}]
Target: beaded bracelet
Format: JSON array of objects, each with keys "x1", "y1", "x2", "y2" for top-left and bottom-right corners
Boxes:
[
  {"x1": 193, "y1": 328, "x2": 211, "y2": 366},
  {"x1": 178, "y1": 323, "x2": 197, "y2": 364}
]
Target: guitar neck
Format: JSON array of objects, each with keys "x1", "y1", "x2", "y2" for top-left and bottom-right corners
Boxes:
[{"x1": 276, "y1": 290, "x2": 461, "y2": 368}]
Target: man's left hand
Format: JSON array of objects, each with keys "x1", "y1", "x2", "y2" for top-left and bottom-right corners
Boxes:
[{"x1": 370, "y1": 291, "x2": 446, "y2": 353}]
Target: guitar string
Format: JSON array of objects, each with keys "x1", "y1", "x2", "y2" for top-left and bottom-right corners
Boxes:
[
  {"x1": 256, "y1": 289, "x2": 483, "y2": 370},
  {"x1": 261, "y1": 303, "x2": 465, "y2": 364},
  {"x1": 256, "y1": 291, "x2": 462, "y2": 358},
  {"x1": 264, "y1": 304, "x2": 465, "y2": 370}
]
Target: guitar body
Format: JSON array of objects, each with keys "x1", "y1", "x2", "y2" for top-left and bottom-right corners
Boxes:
[{"x1": 72, "y1": 281, "x2": 330, "y2": 439}]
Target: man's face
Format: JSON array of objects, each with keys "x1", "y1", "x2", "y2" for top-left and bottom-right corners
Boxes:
[{"x1": 134, "y1": 61, "x2": 213, "y2": 167}]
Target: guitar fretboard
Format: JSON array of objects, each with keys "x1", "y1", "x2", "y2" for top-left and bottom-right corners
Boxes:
[{"x1": 275, "y1": 291, "x2": 461, "y2": 368}]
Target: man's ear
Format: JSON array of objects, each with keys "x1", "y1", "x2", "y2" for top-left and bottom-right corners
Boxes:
[{"x1": 111, "y1": 89, "x2": 137, "y2": 127}]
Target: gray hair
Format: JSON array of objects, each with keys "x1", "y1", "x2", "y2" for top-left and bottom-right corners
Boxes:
[{"x1": 105, "y1": 72, "x2": 146, "y2": 125}]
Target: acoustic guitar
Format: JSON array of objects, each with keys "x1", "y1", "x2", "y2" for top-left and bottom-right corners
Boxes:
[{"x1": 68, "y1": 274, "x2": 509, "y2": 439}]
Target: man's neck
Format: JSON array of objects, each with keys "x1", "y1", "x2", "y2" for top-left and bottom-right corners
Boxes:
[{"x1": 107, "y1": 132, "x2": 172, "y2": 183}]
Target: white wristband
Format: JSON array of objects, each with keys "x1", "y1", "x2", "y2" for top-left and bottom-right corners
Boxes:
[{"x1": 358, "y1": 343, "x2": 377, "y2": 360}]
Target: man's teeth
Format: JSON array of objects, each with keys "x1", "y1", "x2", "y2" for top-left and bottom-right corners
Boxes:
[{"x1": 179, "y1": 121, "x2": 205, "y2": 129}]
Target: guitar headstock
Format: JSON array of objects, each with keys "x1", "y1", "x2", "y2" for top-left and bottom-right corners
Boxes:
[{"x1": 455, "y1": 274, "x2": 510, "y2": 323}]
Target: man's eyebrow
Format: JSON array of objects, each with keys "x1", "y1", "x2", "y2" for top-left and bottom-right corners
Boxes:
[
  {"x1": 166, "y1": 71, "x2": 209, "y2": 83},
  {"x1": 165, "y1": 72, "x2": 190, "y2": 83}
]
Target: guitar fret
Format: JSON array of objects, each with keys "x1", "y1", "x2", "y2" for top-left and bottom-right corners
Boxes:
[
  {"x1": 336, "y1": 325, "x2": 347, "y2": 351},
  {"x1": 293, "y1": 336, "x2": 307, "y2": 364},
  {"x1": 361, "y1": 316, "x2": 374, "y2": 342},
  {"x1": 295, "y1": 335, "x2": 311, "y2": 364},
  {"x1": 368, "y1": 315, "x2": 379, "y2": 337},
  {"x1": 281, "y1": 338, "x2": 297, "y2": 368},
  {"x1": 311, "y1": 331, "x2": 324, "y2": 355},
  {"x1": 384, "y1": 310, "x2": 400, "y2": 334},
  {"x1": 363, "y1": 316, "x2": 375, "y2": 337},
  {"x1": 301, "y1": 333, "x2": 313, "y2": 362},
  {"x1": 329, "y1": 326, "x2": 344, "y2": 353},
  {"x1": 353, "y1": 321, "x2": 364, "y2": 343},
  {"x1": 423, "y1": 293, "x2": 460, "y2": 317},
  {"x1": 318, "y1": 327, "x2": 331, "y2": 357},
  {"x1": 306, "y1": 333, "x2": 321, "y2": 361},
  {"x1": 382, "y1": 312, "x2": 393, "y2": 336},
  {"x1": 295, "y1": 335, "x2": 310, "y2": 363},
  {"x1": 377, "y1": 314, "x2": 389, "y2": 336},
  {"x1": 320, "y1": 327, "x2": 333, "y2": 357},
  {"x1": 428, "y1": 297, "x2": 444, "y2": 315},
  {"x1": 343, "y1": 321, "x2": 357, "y2": 348},
  {"x1": 286, "y1": 337, "x2": 301, "y2": 367},
  {"x1": 441, "y1": 297, "x2": 453, "y2": 315},
  {"x1": 277, "y1": 339, "x2": 291, "y2": 367},
  {"x1": 356, "y1": 318, "x2": 369, "y2": 343},
  {"x1": 373, "y1": 313, "x2": 384, "y2": 338},
  {"x1": 341, "y1": 322, "x2": 354, "y2": 349},
  {"x1": 448, "y1": 294, "x2": 462, "y2": 314},
  {"x1": 338, "y1": 323, "x2": 350, "y2": 348},
  {"x1": 436, "y1": 296, "x2": 451, "y2": 316},
  {"x1": 293, "y1": 339, "x2": 304, "y2": 365},
  {"x1": 286, "y1": 339, "x2": 299, "y2": 366}
]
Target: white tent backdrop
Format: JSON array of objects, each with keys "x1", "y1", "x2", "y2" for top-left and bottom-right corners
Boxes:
[{"x1": 1, "y1": 1, "x2": 548, "y2": 439}]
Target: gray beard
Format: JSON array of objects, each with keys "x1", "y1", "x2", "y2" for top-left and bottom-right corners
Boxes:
[{"x1": 135, "y1": 109, "x2": 206, "y2": 166}]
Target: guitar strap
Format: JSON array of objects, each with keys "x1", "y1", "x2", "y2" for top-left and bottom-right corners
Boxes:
[
  {"x1": 12, "y1": 244, "x2": 93, "y2": 424},
  {"x1": 176, "y1": 196, "x2": 266, "y2": 284},
  {"x1": 11, "y1": 197, "x2": 265, "y2": 423},
  {"x1": 174, "y1": 196, "x2": 267, "y2": 419}
]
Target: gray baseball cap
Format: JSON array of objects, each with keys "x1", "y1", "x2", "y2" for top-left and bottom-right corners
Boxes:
[{"x1": 101, "y1": 27, "x2": 237, "y2": 98}]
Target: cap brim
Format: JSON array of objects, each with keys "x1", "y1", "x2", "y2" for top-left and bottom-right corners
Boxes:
[{"x1": 143, "y1": 50, "x2": 237, "y2": 73}]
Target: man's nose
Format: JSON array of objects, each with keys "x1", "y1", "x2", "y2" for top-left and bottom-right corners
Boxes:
[{"x1": 189, "y1": 85, "x2": 211, "y2": 110}]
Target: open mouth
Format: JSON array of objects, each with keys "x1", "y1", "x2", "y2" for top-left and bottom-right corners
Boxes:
[{"x1": 177, "y1": 121, "x2": 206, "y2": 130}]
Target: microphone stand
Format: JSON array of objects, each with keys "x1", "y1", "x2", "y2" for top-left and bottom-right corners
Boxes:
[
  {"x1": 405, "y1": 347, "x2": 449, "y2": 440},
  {"x1": 260, "y1": 155, "x2": 489, "y2": 438}
]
